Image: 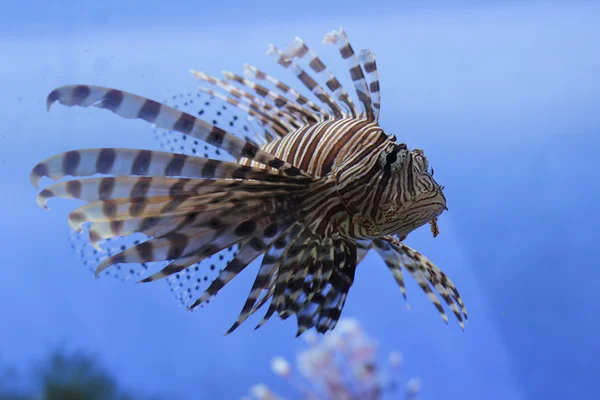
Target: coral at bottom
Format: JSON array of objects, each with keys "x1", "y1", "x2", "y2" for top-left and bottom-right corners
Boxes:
[{"x1": 243, "y1": 318, "x2": 422, "y2": 400}]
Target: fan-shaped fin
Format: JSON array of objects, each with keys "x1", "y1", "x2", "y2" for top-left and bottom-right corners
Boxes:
[{"x1": 46, "y1": 85, "x2": 309, "y2": 177}]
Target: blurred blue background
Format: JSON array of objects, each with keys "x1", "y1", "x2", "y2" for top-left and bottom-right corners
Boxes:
[{"x1": 1, "y1": 0, "x2": 598, "y2": 398}]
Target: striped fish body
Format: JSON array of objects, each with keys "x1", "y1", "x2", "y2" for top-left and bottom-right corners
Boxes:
[
  {"x1": 244, "y1": 118, "x2": 383, "y2": 176},
  {"x1": 30, "y1": 28, "x2": 467, "y2": 336},
  {"x1": 244, "y1": 118, "x2": 447, "y2": 241}
]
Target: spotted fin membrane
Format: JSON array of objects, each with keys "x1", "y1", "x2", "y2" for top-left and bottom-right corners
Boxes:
[
  {"x1": 67, "y1": 91, "x2": 264, "y2": 309},
  {"x1": 152, "y1": 92, "x2": 267, "y2": 159}
]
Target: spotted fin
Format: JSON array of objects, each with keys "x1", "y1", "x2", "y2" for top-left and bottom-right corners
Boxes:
[
  {"x1": 47, "y1": 85, "x2": 309, "y2": 177},
  {"x1": 152, "y1": 91, "x2": 260, "y2": 160},
  {"x1": 68, "y1": 225, "x2": 236, "y2": 310}
]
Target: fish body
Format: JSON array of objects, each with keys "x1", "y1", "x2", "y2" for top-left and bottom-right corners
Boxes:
[{"x1": 31, "y1": 28, "x2": 467, "y2": 336}]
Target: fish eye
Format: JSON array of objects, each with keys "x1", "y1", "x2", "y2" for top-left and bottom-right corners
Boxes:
[
  {"x1": 382, "y1": 143, "x2": 408, "y2": 172},
  {"x1": 385, "y1": 149, "x2": 398, "y2": 165}
]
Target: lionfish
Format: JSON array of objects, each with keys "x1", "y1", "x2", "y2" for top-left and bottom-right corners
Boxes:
[{"x1": 30, "y1": 28, "x2": 467, "y2": 336}]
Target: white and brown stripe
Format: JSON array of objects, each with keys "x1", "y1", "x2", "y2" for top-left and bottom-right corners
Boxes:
[
  {"x1": 190, "y1": 69, "x2": 300, "y2": 137},
  {"x1": 45, "y1": 85, "x2": 307, "y2": 177},
  {"x1": 266, "y1": 44, "x2": 345, "y2": 119},
  {"x1": 323, "y1": 28, "x2": 374, "y2": 119},
  {"x1": 281, "y1": 37, "x2": 359, "y2": 118},
  {"x1": 359, "y1": 49, "x2": 381, "y2": 120},
  {"x1": 220, "y1": 70, "x2": 315, "y2": 127},
  {"x1": 243, "y1": 63, "x2": 328, "y2": 119}
]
